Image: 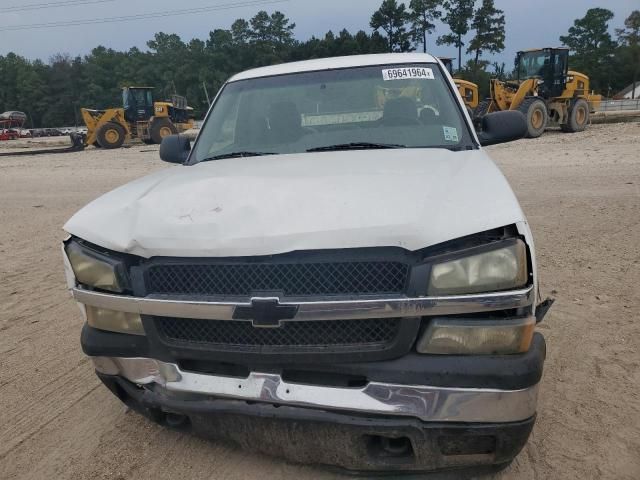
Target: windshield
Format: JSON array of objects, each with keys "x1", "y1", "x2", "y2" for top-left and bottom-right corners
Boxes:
[
  {"x1": 191, "y1": 63, "x2": 474, "y2": 163},
  {"x1": 123, "y1": 89, "x2": 153, "y2": 108},
  {"x1": 517, "y1": 51, "x2": 550, "y2": 80}
]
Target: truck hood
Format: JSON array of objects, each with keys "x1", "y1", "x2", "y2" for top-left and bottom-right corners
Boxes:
[{"x1": 64, "y1": 149, "x2": 525, "y2": 258}]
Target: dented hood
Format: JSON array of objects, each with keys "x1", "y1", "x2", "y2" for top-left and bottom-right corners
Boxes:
[{"x1": 63, "y1": 149, "x2": 525, "y2": 258}]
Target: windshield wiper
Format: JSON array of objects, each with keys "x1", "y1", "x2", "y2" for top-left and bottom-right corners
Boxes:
[
  {"x1": 417, "y1": 144, "x2": 467, "y2": 152},
  {"x1": 201, "y1": 151, "x2": 277, "y2": 161},
  {"x1": 307, "y1": 142, "x2": 405, "y2": 152}
]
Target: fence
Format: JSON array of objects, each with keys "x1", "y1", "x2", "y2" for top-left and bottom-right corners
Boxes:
[{"x1": 596, "y1": 98, "x2": 640, "y2": 112}]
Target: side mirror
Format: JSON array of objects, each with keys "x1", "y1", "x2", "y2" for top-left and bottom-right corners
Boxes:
[
  {"x1": 159, "y1": 134, "x2": 191, "y2": 164},
  {"x1": 478, "y1": 111, "x2": 527, "y2": 147}
]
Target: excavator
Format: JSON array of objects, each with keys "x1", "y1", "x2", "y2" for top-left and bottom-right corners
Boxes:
[
  {"x1": 81, "y1": 87, "x2": 194, "y2": 149},
  {"x1": 474, "y1": 48, "x2": 601, "y2": 138},
  {"x1": 438, "y1": 57, "x2": 479, "y2": 117}
]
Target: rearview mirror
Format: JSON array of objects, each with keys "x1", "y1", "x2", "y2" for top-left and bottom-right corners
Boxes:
[
  {"x1": 478, "y1": 111, "x2": 527, "y2": 147},
  {"x1": 159, "y1": 134, "x2": 191, "y2": 164}
]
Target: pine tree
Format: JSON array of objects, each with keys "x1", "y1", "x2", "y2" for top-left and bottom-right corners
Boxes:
[
  {"x1": 560, "y1": 8, "x2": 616, "y2": 92},
  {"x1": 370, "y1": 0, "x2": 413, "y2": 53},
  {"x1": 230, "y1": 19, "x2": 251, "y2": 44},
  {"x1": 467, "y1": 0, "x2": 505, "y2": 70},
  {"x1": 437, "y1": 0, "x2": 475, "y2": 71},
  {"x1": 408, "y1": 0, "x2": 441, "y2": 53}
]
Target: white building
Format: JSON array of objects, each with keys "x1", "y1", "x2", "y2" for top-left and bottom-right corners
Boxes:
[{"x1": 615, "y1": 82, "x2": 640, "y2": 99}]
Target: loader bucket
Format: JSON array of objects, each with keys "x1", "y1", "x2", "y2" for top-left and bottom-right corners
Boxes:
[{"x1": 81, "y1": 107, "x2": 130, "y2": 147}]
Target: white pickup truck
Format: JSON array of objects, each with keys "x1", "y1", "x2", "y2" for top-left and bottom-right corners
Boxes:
[{"x1": 62, "y1": 53, "x2": 550, "y2": 475}]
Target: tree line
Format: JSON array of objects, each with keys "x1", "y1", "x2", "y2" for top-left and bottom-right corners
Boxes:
[
  {"x1": 370, "y1": 0, "x2": 504, "y2": 72},
  {"x1": 367, "y1": 2, "x2": 639, "y2": 98},
  {"x1": 0, "y1": 2, "x2": 638, "y2": 128},
  {"x1": 561, "y1": 8, "x2": 639, "y2": 98}
]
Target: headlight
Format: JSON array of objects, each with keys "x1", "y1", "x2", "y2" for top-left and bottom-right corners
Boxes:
[
  {"x1": 428, "y1": 240, "x2": 528, "y2": 295},
  {"x1": 416, "y1": 316, "x2": 535, "y2": 355},
  {"x1": 85, "y1": 306, "x2": 145, "y2": 336},
  {"x1": 64, "y1": 241, "x2": 128, "y2": 293}
]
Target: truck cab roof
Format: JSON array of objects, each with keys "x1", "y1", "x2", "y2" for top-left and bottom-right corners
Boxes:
[{"x1": 229, "y1": 53, "x2": 439, "y2": 82}]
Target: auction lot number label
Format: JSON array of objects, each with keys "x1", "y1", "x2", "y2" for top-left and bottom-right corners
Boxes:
[{"x1": 382, "y1": 67, "x2": 434, "y2": 81}]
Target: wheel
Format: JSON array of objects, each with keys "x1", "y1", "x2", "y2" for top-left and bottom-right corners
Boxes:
[
  {"x1": 473, "y1": 99, "x2": 492, "y2": 129},
  {"x1": 150, "y1": 118, "x2": 177, "y2": 144},
  {"x1": 517, "y1": 98, "x2": 548, "y2": 138},
  {"x1": 96, "y1": 122, "x2": 125, "y2": 149},
  {"x1": 92, "y1": 141, "x2": 102, "y2": 148},
  {"x1": 561, "y1": 98, "x2": 590, "y2": 133}
]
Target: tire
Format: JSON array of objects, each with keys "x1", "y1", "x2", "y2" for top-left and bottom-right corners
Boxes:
[
  {"x1": 150, "y1": 118, "x2": 177, "y2": 144},
  {"x1": 517, "y1": 98, "x2": 548, "y2": 138},
  {"x1": 473, "y1": 99, "x2": 492, "y2": 129},
  {"x1": 96, "y1": 122, "x2": 125, "y2": 149},
  {"x1": 92, "y1": 141, "x2": 102, "y2": 148},
  {"x1": 561, "y1": 98, "x2": 590, "y2": 133}
]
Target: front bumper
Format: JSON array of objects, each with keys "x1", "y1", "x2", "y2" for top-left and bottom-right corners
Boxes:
[
  {"x1": 91, "y1": 356, "x2": 539, "y2": 424},
  {"x1": 100, "y1": 372, "x2": 536, "y2": 474},
  {"x1": 87, "y1": 332, "x2": 544, "y2": 473}
]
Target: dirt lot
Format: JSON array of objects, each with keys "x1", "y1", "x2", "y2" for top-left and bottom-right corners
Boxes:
[{"x1": 1, "y1": 123, "x2": 639, "y2": 479}]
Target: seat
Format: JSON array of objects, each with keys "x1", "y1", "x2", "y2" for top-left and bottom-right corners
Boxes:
[
  {"x1": 235, "y1": 114, "x2": 269, "y2": 146},
  {"x1": 383, "y1": 97, "x2": 419, "y2": 126},
  {"x1": 267, "y1": 101, "x2": 304, "y2": 144}
]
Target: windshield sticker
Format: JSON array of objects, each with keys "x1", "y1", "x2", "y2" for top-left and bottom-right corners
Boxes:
[
  {"x1": 443, "y1": 126, "x2": 459, "y2": 142},
  {"x1": 382, "y1": 67, "x2": 434, "y2": 81}
]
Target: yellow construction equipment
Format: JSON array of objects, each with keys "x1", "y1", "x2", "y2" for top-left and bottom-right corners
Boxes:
[
  {"x1": 474, "y1": 48, "x2": 602, "y2": 138},
  {"x1": 439, "y1": 58, "x2": 480, "y2": 116},
  {"x1": 81, "y1": 87, "x2": 194, "y2": 149}
]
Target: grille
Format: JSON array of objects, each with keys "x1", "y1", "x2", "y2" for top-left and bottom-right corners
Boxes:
[
  {"x1": 156, "y1": 317, "x2": 402, "y2": 349},
  {"x1": 146, "y1": 261, "x2": 409, "y2": 297}
]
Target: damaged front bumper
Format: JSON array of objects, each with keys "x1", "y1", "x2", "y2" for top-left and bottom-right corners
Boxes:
[
  {"x1": 92, "y1": 356, "x2": 539, "y2": 424},
  {"x1": 87, "y1": 329, "x2": 544, "y2": 474},
  {"x1": 97, "y1": 366, "x2": 537, "y2": 474}
]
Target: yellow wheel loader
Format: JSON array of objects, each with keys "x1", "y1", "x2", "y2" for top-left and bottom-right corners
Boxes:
[
  {"x1": 81, "y1": 87, "x2": 194, "y2": 149},
  {"x1": 439, "y1": 58, "x2": 480, "y2": 117},
  {"x1": 474, "y1": 48, "x2": 601, "y2": 138}
]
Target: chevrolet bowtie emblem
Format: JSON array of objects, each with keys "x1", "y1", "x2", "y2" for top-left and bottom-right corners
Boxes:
[{"x1": 232, "y1": 297, "x2": 299, "y2": 328}]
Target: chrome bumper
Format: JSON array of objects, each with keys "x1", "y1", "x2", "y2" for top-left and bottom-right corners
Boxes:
[
  {"x1": 72, "y1": 286, "x2": 534, "y2": 322},
  {"x1": 92, "y1": 357, "x2": 539, "y2": 423}
]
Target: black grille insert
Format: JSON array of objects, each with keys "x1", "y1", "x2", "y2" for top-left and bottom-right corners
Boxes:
[
  {"x1": 146, "y1": 261, "x2": 409, "y2": 297},
  {"x1": 156, "y1": 317, "x2": 402, "y2": 349}
]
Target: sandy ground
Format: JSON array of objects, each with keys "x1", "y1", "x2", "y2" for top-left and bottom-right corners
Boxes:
[
  {"x1": 1, "y1": 123, "x2": 639, "y2": 479},
  {"x1": 0, "y1": 136, "x2": 78, "y2": 150}
]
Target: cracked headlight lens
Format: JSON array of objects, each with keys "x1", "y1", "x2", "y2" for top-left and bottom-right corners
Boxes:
[{"x1": 428, "y1": 240, "x2": 528, "y2": 295}]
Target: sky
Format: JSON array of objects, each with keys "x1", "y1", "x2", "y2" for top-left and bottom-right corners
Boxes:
[{"x1": 1, "y1": 0, "x2": 637, "y2": 68}]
